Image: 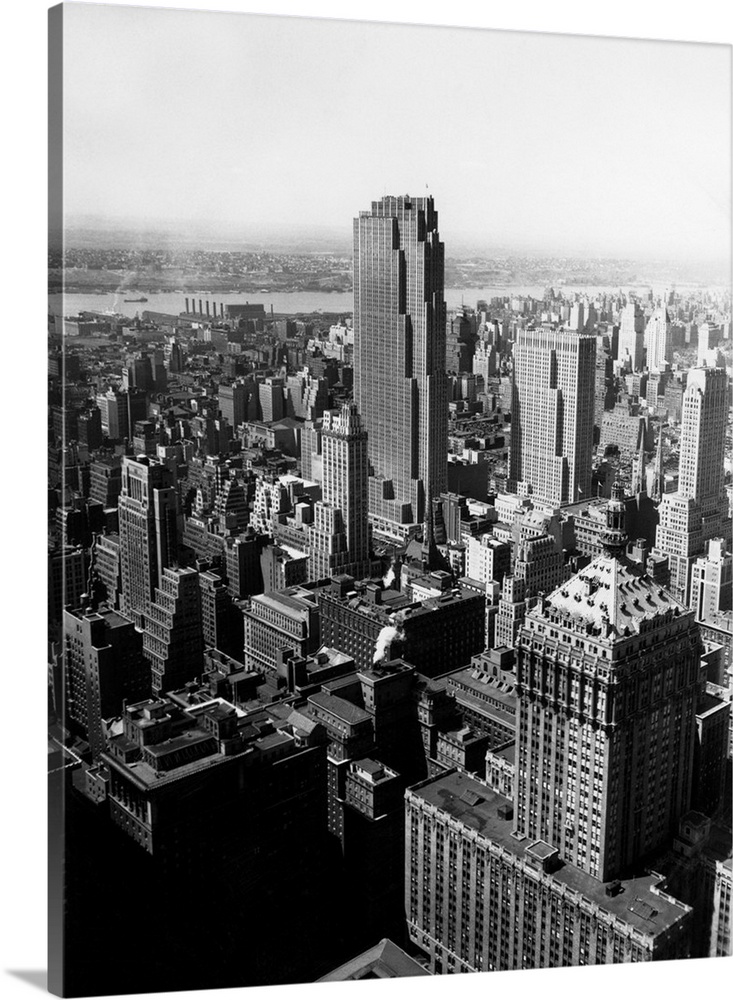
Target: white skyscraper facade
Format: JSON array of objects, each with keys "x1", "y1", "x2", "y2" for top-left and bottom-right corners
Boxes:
[
  {"x1": 509, "y1": 326, "x2": 596, "y2": 507},
  {"x1": 654, "y1": 366, "x2": 729, "y2": 604},
  {"x1": 617, "y1": 301, "x2": 645, "y2": 372},
  {"x1": 309, "y1": 402, "x2": 371, "y2": 582},
  {"x1": 645, "y1": 305, "x2": 671, "y2": 372}
]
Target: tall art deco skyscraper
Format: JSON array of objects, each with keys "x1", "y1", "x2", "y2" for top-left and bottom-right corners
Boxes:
[
  {"x1": 510, "y1": 326, "x2": 596, "y2": 507},
  {"x1": 354, "y1": 195, "x2": 447, "y2": 542}
]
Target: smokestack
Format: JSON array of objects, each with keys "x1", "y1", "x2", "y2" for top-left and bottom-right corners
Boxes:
[
  {"x1": 199, "y1": 299, "x2": 203, "y2": 315},
  {"x1": 206, "y1": 300, "x2": 210, "y2": 317},
  {"x1": 213, "y1": 302, "x2": 217, "y2": 319},
  {"x1": 221, "y1": 303, "x2": 225, "y2": 319},
  {"x1": 185, "y1": 297, "x2": 190, "y2": 314}
]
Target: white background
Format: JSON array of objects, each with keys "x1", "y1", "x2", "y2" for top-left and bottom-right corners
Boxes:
[{"x1": 1, "y1": 3, "x2": 731, "y2": 1000}]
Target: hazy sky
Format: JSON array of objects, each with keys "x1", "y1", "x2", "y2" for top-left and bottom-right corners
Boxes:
[{"x1": 62, "y1": 3, "x2": 731, "y2": 261}]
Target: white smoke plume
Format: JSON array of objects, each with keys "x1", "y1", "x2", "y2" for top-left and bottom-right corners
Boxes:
[
  {"x1": 372, "y1": 612, "x2": 406, "y2": 664},
  {"x1": 382, "y1": 565, "x2": 395, "y2": 588},
  {"x1": 373, "y1": 625, "x2": 398, "y2": 664}
]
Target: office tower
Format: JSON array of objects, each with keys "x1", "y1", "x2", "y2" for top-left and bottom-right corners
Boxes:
[
  {"x1": 224, "y1": 530, "x2": 264, "y2": 599},
  {"x1": 48, "y1": 544, "x2": 88, "y2": 636},
  {"x1": 97, "y1": 390, "x2": 125, "y2": 439},
  {"x1": 405, "y1": 491, "x2": 699, "y2": 974},
  {"x1": 689, "y1": 538, "x2": 732, "y2": 622},
  {"x1": 93, "y1": 532, "x2": 121, "y2": 608},
  {"x1": 214, "y1": 477, "x2": 249, "y2": 534},
  {"x1": 123, "y1": 356, "x2": 154, "y2": 392},
  {"x1": 309, "y1": 402, "x2": 371, "y2": 583},
  {"x1": 151, "y1": 349, "x2": 167, "y2": 391},
  {"x1": 260, "y1": 377, "x2": 285, "y2": 422},
  {"x1": 301, "y1": 417, "x2": 323, "y2": 483},
  {"x1": 515, "y1": 487, "x2": 701, "y2": 880},
  {"x1": 199, "y1": 570, "x2": 240, "y2": 658},
  {"x1": 645, "y1": 305, "x2": 670, "y2": 372},
  {"x1": 118, "y1": 456, "x2": 179, "y2": 625},
  {"x1": 143, "y1": 566, "x2": 204, "y2": 694},
  {"x1": 472, "y1": 338, "x2": 497, "y2": 384},
  {"x1": 697, "y1": 322, "x2": 711, "y2": 366},
  {"x1": 445, "y1": 647, "x2": 518, "y2": 746},
  {"x1": 89, "y1": 457, "x2": 123, "y2": 508},
  {"x1": 219, "y1": 379, "x2": 258, "y2": 428},
  {"x1": 286, "y1": 369, "x2": 330, "y2": 421},
  {"x1": 653, "y1": 367, "x2": 729, "y2": 604},
  {"x1": 260, "y1": 541, "x2": 309, "y2": 592},
  {"x1": 509, "y1": 326, "x2": 596, "y2": 507},
  {"x1": 124, "y1": 390, "x2": 148, "y2": 441},
  {"x1": 77, "y1": 408, "x2": 103, "y2": 450},
  {"x1": 691, "y1": 693, "x2": 730, "y2": 816},
  {"x1": 493, "y1": 574, "x2": 526, "y2": 650},
  {"x1": 631, "y1": 446, "x2": 646, "y2": 496},
  {"x1": 594, "y1": 333, "x2": 615, "y2": 433},
  {"x1": 242, "y1": 585, "x2": 321, "y2": 675},
  {"x1": 405, "y1": 770, "x2": 692, "y2": 974},
  {"x1": 465, "y1": 533, "x2": 510, "y2": 586},
  {"x1": 512, "y1": 520, "x2": 568, "y2": 600},
  {"x1": 63, "y1": 606, "x2": 150, "y2": 757},
  {"x1": 307, "y1": 689, "x2": 376, "y2": 843},
  {"x1": 650, "y1": 421, "x2": 665, "y2": 501},
  {"x1": 446, "y1": 308, "x2": 476, "y2": 373},
  {"x1": 164, "y1": 337, "x2": 183, "y2": 374},
  {"x1": 353, "y1": 195, "x2": 447, "y2": 541},
  {"x1": 617, "y1": 302, "x2": 645, "y2": 371}
]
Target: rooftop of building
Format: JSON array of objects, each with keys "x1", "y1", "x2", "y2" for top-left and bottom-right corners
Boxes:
[
  {"x1": 252, "y1": 588, "x2": 318, "y2": 616},
  {"x1": 408, "y1": 770, "x2": 691, "y2": 938},
  {"x1": 532, "y1": 552, "x2": 689, "y2": 638},
  {"x1": 307, "y1": 690, "x2": 372, "y2": 727},
  {"x1": 445, "y1": 664, "x2": 517, "y2": 714},
  {"x1": 317, "y1": 938, "x2": 430, "y2": 981},
  {"x1": 439, "y1": 725, "x2": 488, "y2": 746},
  {"x1": 487, "y1": 741, "x2": 516, "y2": 764},
  {"x1": 696, "y1": 691, "x2": 729, "y2": 718},
  {"x1": 358, "y1": 657, "x2": 415, "y2": 682}
]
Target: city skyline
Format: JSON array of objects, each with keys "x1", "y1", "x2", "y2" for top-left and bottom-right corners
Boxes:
[
  {"x1": 42, "y1": 5, "x2": 732, "y2": 1000},
  {"x1": 60, "y1": 4, "x2": 731, "y2": 264}
]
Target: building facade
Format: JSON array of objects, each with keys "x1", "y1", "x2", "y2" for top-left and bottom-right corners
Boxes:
[
  {"x1": 309, "y1": 402, "x2": 371, "y2": 582},
  {"x1": 118, "y1": 456, "x2": 179, "y2": 625},
  {"x1": 654, "y1": 367, "x2": 729, "y2": 604},
  {"x1": 509, "y1": 326, "x2": 596, "y2": 507},
  {"x1": 353, "y1": 195, "x2": 447, "y2": 541}
]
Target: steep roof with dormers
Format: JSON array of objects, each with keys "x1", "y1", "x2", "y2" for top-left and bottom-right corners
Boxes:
[{"x1": 537, "y1": 553, "x2": 688, "y2": 638}]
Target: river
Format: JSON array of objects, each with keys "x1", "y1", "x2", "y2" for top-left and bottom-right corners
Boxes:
[{"x1": 48, "y1": 284, "x2": 636, "y2": 321}]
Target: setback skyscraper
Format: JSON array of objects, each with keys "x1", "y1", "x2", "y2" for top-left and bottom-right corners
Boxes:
[
  {"x1": 653, "y1": 366, "x2": 729, "y2": 604},
  {"x1": 645, "y1": 305, "x2": 671, "y2": 372},
  {"x1": 309, "y1": 401, "x2": 371, "y2": 582},
  {"x1": 354, "y1": 195, "x2": 447, "y2": 542},
  {"x1": 405, "y1": 488, "x2": 699, "y2": 973},
  {"x1": 509, "y1": 326, "x2": 596, "y2": 507},
  {"x1": 617, "y1": 301, "x2": 645, "y2": 372},
  {"x1": 118, "y1": 456, "x2": 179, "y2": 627},
  {"x1": 514, "y1": 485, "x2": 701, "y2": 880}
]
